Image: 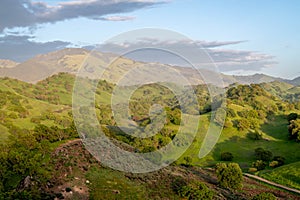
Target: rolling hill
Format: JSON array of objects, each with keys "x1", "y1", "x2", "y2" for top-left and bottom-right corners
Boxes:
[
  {"x1": 0, "y1": 48, "x2": 298, "y2": 87},
  {"x1": 1, "y1": 70, "x2": 300, "y2": 198}
]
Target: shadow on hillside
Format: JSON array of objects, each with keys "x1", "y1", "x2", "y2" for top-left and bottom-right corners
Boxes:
[{"x1": 260, "y1": 114, "x2": 290, "y2": 140}]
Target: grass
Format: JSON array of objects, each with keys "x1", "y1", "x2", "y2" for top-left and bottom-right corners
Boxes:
[
  {"x1": 259, "y1": 162, "x2": 300, "y2": 190},
  {"x1": 0, "y1": 124, "x2": 9, "y2": 142},
  {"x1": 175, "y1": 114, "x2": 300, "y2": 170},
  {"x1": 86, "y1": 167, "x2": 147, "y2": 200},
  {"x1": 2, "y1": 73, "x2": 300, "y2": 193}
]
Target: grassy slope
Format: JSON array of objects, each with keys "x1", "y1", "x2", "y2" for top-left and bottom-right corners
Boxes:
[
  {"x1": 260, "y1": 162, "x2": 300, "y2": 190},
  {"x1": 177, "y1": 114, "x2": 300, "y2": 168},
  {"x1": 1, "y1": 73, "x2": 300, "y2": 193}
]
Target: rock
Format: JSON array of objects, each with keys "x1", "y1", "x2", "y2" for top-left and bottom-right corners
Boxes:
[{"x1": 16, "y1": 176, "x2": 31, "y2": 192}]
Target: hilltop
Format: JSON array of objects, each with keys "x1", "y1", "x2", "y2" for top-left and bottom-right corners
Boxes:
[{"x1": 0, "y1": 48, "x2": 298, "y2": 87}]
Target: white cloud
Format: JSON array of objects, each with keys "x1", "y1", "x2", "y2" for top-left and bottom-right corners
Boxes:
[
  {"x1": 93, "y1": 15, "x2": 136, "y2": 21},
  {"x1": 91, "y1": 38, "x2": 276, "y2": 72},
  {"x1": 0, "y1": 0, "x2": 167, "y2": 32}
]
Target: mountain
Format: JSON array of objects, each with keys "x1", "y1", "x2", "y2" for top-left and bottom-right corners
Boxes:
[
  {"x1": 0, "y1": 59, "x2": 19, "y2": 68},
  {"x1": 0, "y1": 48, "x2": 298, "y2": 87},
  {"x1": 232, "y1": 73, "x2": 287, "y2": 85},
  {"x1": 288, "y1": 77, "x2": 300, "y2": 86}
]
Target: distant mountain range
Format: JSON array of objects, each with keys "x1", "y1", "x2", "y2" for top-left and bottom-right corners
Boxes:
[{"x1": 0, "y1": 48, "x2": 298, "y2": 87}]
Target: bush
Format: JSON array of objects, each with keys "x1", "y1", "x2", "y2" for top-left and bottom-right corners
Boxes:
[
  {"x1": 288, "y1": 119, "x2": 300, "y2": 141},
  {"x1": 226, "y1": 108, "x2": 237, "y2": 118},
  {"x1": 220, "y1": 152, "x2": 234, "y2": 161},
  {"x1": 247, "y1": 130, "x2": 263, "y2": 140},
  {"x1": 237, "y1": 119, "x2": 251, "y2": 131},
  {"x1": 272, "y1": 156, "x2": 285, "y2": 167},
  {"x1": 252, "y1": 160, "x2": 267, "y2": 171},
  {"x1": 254, "y1": 148, "x2": 273, "y2": 161},
  {"x1": 224, "y1": 119, "x2": 233, "y2": 128},
  {"x1": 178, "y1": 181, "x2": 214, "y2": 200},
  {"x1": 287, "y1": 113, "x2": 298, "y2": 122},
  {"x1": 216, "y1": 163, "x2": 243, "y2": 190},
  {"x1": 252, "y1": 192, "x2": 276, "y2": 200},
  {"x1": 269, "y1": 161, "x2": 279, "y2": 168},
  {"x1": 248, "y1": 168, "x2": 258, "y2": 173},
  {"x1": 183, "y1": 156, "x2": 193, "y2": 167}
]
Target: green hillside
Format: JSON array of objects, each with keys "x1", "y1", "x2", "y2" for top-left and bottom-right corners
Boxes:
[
  {"x1": 260, "y1": 161, "x2": 300, "y2": 190},
  {"x1": 1, "y1": 73, "x2": 300, "y2": 198}
]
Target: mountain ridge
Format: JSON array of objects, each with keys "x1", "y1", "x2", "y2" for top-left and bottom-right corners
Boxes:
[{"x1": 0, "y1": 48, "x2": 298, "y2": 86}]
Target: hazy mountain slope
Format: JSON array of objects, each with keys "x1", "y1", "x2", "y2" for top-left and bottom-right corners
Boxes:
[
  {"x1": 288, "y1": 77, "x2": 300, "y2": 86},
  {"x1": 0, "y1": 48, "x2": 298, "y2": 87},
  {"x1": 0, "y1": 59, "x2": 19, "y2": 68},
  {"x1": 232, "y1": 73, "x2": 287, "y2": 84}
]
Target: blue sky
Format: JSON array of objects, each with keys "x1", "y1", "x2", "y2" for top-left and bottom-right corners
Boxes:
[{"x1": 1, "y1": 0, "x2": 300, "y2": 78}]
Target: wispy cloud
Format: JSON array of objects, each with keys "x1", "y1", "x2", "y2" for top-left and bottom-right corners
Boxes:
[
  {"x1": 92, "y1": 38, "x2": 276, "y2": 72},
  {"x1": 0, "y1": 0, "x2": 167, "y2": 32},
  {"x1": 93, "y1": 16, "x2": 136, "y2": 21},
  {"x1": 0, "y1": 35, "x2": 70, "y2": 61}
]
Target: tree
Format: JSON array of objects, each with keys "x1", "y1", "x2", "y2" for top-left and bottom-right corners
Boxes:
[
  {"x1": 288, "y1": 119, "x2": 300, "y2": 141},
  {"x1": 254, "y1": 148, "x2": 273, "y2": 161},
  {"x1": 272, "y1": 156, "x2": 285, "y2": 167},
  {"x1": 220, "y1": 152, "x2": 234, "y2": 161},
  {"x1": 252, "y1": 160, "x2": 267, "y2": 171},
  {"x1": 237, "y1": 119, "x2": 251, "y2": 131},
  {"x1": 287, "y1": 113, "x2": 298, "y2": 122},
  {"x1": 216, "y1": 163, "x2": 243, "y2": 190},
  {"x1": 178, "y1": 181, "x2": 214, "y2": 200},
  {"x1": 248, "y1": 130, "x2": 263, "y2": 140}
]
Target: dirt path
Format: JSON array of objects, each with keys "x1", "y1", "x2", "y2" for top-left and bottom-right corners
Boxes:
[{"x1": 244, "y1": 173, "x2": 300, "y2": 195}]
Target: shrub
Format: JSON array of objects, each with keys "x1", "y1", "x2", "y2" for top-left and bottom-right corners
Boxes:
[
  {"x1": 226, "y1": 108, "x2": 237, "y2": 118},
  {"x1": 248, "y1": 168, "x2": 258, "y2": 173},
  {"x1": 269, "y1": 161, "x2": 279, "y2": 168},
  {"x1": 287, "y1": 113, "x2": 298, "y2": 122},
  {"x1": 272, "y1": 156, "x2": 285, "y2": 167},
  {"x1": 254, "y1": 148, "x2": 273, "y2": 161},
  {"x1": 288, "y1": 119, "x2": 300, "y2": 141},
  {"x1": 252, "y1": 160, "x2": 267, "y2": 171},
  {"x1": 252, "y1": 192, "x2": 276, "y2": 200},
  {"x1": 216, "y1": 163, "x2": 243, "y2": 190},
  {"x1": 224, "y1": 119, "x2": 233, "y2": 128},
  {"x1": 178, "y1": 181, "x2": 214, "y2": 200},
  {"x1": 237, "y1": 119, "x2": 251, "y2": 131},
  {"x1": 220, "y1": 152, "x2": 234, "y2": 161},
  {"x1": 248, "y1": 130, "x2": 263, "y2": 140},
  {"x1": 183, "y1": 156, "x2": 193, "y2": 167}
]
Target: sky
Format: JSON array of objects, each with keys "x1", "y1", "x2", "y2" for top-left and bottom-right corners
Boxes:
[{"x1": 0, "y1": 0, "x2": 300, "y2": 79}]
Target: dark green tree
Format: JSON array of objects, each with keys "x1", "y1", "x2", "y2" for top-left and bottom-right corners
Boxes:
[{"x1": 216, "y1": 163, "x2": 243, "y2": 190}]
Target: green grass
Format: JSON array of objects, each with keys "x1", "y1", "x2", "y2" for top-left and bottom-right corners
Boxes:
[
  {"x1": 175, "y1": 114, "x2": 300, "y2": 170},
  {"x1": 86, "y1": 167, "x2": 147, "y2": 200},
  {"x1": 259, "y1": 161, "x2": 300, "y2": 190}
]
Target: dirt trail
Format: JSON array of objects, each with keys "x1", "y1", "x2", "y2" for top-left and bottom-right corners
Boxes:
[{"x1": 244, "y1": 173, "x2": 300, "y2": 195}]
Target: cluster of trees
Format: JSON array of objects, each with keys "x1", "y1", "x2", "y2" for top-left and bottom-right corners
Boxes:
[
  {"x1": 226, "y1": 84, "x2": 284, "y2": 132},
  {"x1": 251, "y1": 148, "x2": 285, "y2": 171},
  {"x1": 0, "y1": 118, "x2": 78, "y2": 198}
]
